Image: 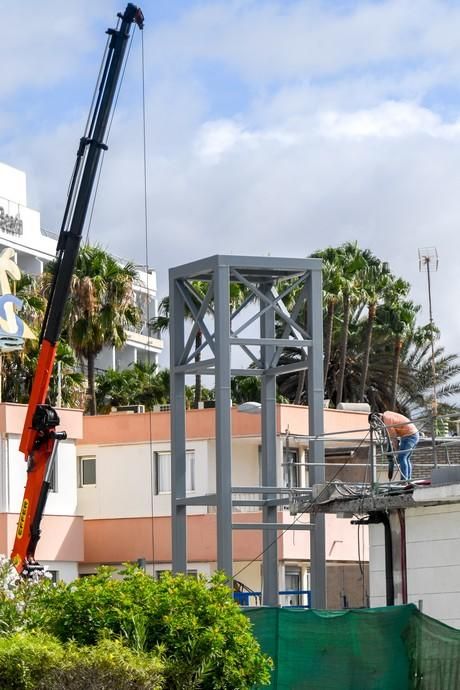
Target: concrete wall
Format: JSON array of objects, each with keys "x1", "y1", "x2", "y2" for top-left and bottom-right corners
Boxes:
[{"x1": 370, "y1": 504, "x2": 460, "y2": 628}]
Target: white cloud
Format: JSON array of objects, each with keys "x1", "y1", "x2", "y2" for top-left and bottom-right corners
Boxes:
[
  {"x1": 147, "y1": 0, "x2": 460, "y2": 84},
  {"x1": 319, "y1": 101, "x2": 460, "y2": 139},
  {"x1": 2, "y1": 0, "x2": 460, "y2": 366},
  {"x1": 0, "y1": 0, "x2": 114, "y2": 99},
  {"x1": 195, "y1": 119, "x2": 297, "y2": 160}
]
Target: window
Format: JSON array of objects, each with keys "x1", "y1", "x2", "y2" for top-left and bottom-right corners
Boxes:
[
  {"x1": 46, "y1": 570, "x2": 59, "y2": 583},
  {"x1": 284, "y1": 566, "x2": 301, "y2": 606},
  {"x1": 283, "y1": 448, "x2": 300, "y2": 488},
  {"x1": 79, "y1": 456, "x2": 96, "y2": 486},
  {"x1": 154, "y1": 450, "x2": 195, "y2": 494}
]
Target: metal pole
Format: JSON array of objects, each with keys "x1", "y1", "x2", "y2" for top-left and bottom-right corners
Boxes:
[
  {"x1": 214, "y1": 261, "x2": 233, "y2": 579},
  {"x1": 261, "y1": 281, "x2": 278, "y2": 606},
  {"x1": 307, "y1": 268, "x2": 326, "y2": 609},
  {"x1": 171, "y1": 274, "x2": 187, "y2": 573},
  {"x1": 426, "y1": 259, "x2": 438, "y2": 467},
  {"x1": 369, "y1": 426, "x2": 376, "y2": 488}
]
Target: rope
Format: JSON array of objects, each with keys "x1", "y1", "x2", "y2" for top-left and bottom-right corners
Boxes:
[{"x1": 140, "y1": 27, "x2": 157, "y2": 575}]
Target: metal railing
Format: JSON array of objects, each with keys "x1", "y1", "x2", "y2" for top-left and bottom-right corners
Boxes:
[{"x1": 233, "y1": 589, "x2": 311, "y2": 608}]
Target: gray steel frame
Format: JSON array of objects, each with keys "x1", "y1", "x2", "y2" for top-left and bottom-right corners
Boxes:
[{"x1": 169, "y1": 255, "x2": 325, "y2": 607}]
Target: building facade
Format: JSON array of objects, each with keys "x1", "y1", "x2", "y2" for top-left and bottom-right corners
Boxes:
[
  {"x1": 369, "y1": 481, "x2": 460, "y2": 629},
  {"x1": 0, "y1": 160, "x2": 162, "y2": 370},
  {"x1": 77, "y1": 404, "x2": 370, "y2": 608}
]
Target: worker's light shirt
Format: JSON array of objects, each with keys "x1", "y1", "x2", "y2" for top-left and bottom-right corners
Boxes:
[{"x1": 382, "y1": 411, "x2": 417, "y2": 438}]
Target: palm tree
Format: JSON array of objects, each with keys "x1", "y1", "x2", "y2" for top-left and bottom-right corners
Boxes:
[
  {"x1": 43, "y1": 245, "x2": 141, "y2": 415},
  {"x1": 334, "y1": 242, "x2": 367, "y2": 404},
  {"x1": 357, "y1": 256, "x2": 393, "y2": 401},
  {"x1": 1, "y1": 274, "x2": 85, "y2": 406},
  {"x1": 375, "y1": 297, "x2": 420, "y2": 409},
  {"x1": 311, "y1": 247, "x2": 343, "y2": 384},
  {"x1": 96, "y1": 361, "x2": 170, "y2": 412}
]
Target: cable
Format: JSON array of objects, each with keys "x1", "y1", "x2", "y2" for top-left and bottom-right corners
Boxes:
[
  {"x1": 140, "y1": 27, "x2": 157, "y2": 574},
  {"x1": 85, "y1": 26, "x2": 136, "y2": 246},
  {"x1": 231, "y1": 430, "x2": 371, "y2": 582}
]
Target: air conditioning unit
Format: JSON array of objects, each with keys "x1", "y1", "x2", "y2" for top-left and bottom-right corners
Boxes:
[
  {"x1": 115, "y1": 405, "x2": 145, "y2": 414},
  {"x1": 336, "y1": 403, "x2": 370, "y2": 413}
]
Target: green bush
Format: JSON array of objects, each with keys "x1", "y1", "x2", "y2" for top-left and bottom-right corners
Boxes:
[
  {"x1": 26, "y1": 566, "x2": 272, "y2": 689},
  {"x1": 0, "y1": 632, "x2": 164, "y2": 690}
]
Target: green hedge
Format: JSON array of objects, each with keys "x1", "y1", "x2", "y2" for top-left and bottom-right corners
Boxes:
[
  {"x1": 0, "y1": 633, "x2": 164, "y2": 690},
  {"x1": 0, "y1": 564, "x2": 272, "y2": 690}
]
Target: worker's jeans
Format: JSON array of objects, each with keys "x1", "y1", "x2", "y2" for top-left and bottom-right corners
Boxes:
[{"x1": 398, "y1": 432, "x2": 419, "y2": 480}]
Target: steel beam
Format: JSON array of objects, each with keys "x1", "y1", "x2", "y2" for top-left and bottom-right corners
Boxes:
[
  {"x1": 215, "y1": 260, "x2": 233, "y2": 578},
  {"x1": 232, "y1": 523, "x2": 313, "y2": 530},
  {"x1": 261, "y1": 281, "x2": 279, "y2": 606},
  {"x1": 307, "y1": 267, "x2": 326, "y2": 608},
  {"x1": 170, "y1": 271, "x2": 187, "y2": 573}
]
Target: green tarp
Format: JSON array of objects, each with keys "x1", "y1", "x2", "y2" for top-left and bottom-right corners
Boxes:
[{"x1": 244, "y1": 604, "x2": 460, "y2": 690}]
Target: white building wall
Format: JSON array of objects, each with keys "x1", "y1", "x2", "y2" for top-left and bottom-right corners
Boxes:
[
  {"x1": 406, "y1": 504, "x2": 460, "y2": 628},
  {"x1": 232, "y1": 439, "x2": 260, "y2": 486},
  {"x1": 41, "y1": 561, "x2": 79, "y2": 583},
  {"x1": 77, "y1": 439, "x2": 209, "y2": 519},
  {"x1": 4, "y1": 436, "x2": 78, "y2": 515},
  {"x1": 369, "y1": 523, "x2": 386, "y2": 608},
  {"x1": 0, "y1": 162, "x2": 27, "y2": 206},
  {"x1": 370, "y1": 505, "x2": 460, "y2": 628}
]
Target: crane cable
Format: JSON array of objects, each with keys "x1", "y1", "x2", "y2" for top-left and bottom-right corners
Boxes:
[
  {"x1": 140, "y1": 27, "x2": 157, "y2": 575},
  {"x1": 85, "y1": 24, "x2": 136, "y2": 246},
  {"x1": 73, "y1": 18, "x2": 156, "y2": 569}
]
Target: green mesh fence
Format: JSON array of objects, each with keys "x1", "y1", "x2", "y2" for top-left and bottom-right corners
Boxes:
[{"x1": 244, "y1": 604, "x2": 460, "y2": 690}]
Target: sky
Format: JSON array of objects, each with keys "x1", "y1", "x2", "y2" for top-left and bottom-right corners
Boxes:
[{"x1": 1, "y1": 0, "x2": 460, "y2": 361}]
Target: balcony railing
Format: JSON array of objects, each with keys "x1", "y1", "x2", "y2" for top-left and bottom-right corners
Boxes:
[{"x1": 233, "y1": 589, "x2": 311, "y2": 608}]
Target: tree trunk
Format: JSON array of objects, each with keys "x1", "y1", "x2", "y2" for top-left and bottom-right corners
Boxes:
[
  {"x1": 294, "y1": 302, "x2": 308, "y2": 405},
  {"x1": 194, "y1": 330, "x2": 202, "y2": 407},
  {"x1": 359, "y1": 303, "x2": 376, "y2": 402},
  {"x1": 294, "y1": 351, "x2": 307, "y2": 405},
  {"x1": 87, "y1": 352, "x2": 97, "y2": 416},
  {"x1": 336, "y1": 294, "x2": 350, "y2": 404},
  {"x1": 391, "y1": 338, "x2": 402, "y2": 409},
  {"x1": 323, "y1": 301, "x2": 334, "y2": 384}
]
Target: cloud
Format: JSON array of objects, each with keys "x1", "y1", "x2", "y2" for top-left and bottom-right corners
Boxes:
[
  {"x1": 319, "y1": 101, "x2": 460, "y2": 139},
  {"x1": 147, "y1": 0, "x2": 460, "y2": 85},
  {"x1": 2, "y1": 0, "x2": 460, "y2": 365},
  {"x1": 0, "y1": 0, "x2": 114, "y2": 99}
]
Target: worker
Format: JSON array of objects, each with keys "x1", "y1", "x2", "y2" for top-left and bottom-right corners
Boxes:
[{"x1": 381, "y1": 410, "x2": 419, "y2": 481}]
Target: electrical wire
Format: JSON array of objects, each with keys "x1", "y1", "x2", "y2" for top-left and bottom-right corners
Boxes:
[{"x1": 231, "y1": 430, "x2": 371, "y2": 583}]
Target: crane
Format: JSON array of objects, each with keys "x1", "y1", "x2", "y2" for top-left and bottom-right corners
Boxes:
[{"x1": 11, "y1": 3, "x2": 144, "y2": 575}]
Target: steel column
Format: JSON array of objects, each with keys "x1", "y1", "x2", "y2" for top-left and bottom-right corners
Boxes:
[
  {"x1": 215, "y1": 261, "x2": 233, "y2": 577},
  {"x1": 170, "y1": 275, "x2": 187, "y2": 573},
  {"x1": 261, "y1": 281, "x2": 278, "y2": 606},
  {"x1": 307, "y1": 268, "x2": 326, "y2": 608}
]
